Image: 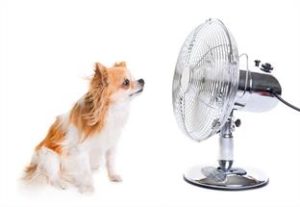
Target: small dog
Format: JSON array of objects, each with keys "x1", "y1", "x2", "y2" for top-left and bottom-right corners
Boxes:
[{"x1": 23, "y1": 61, "x2": 144, "y2": 193}]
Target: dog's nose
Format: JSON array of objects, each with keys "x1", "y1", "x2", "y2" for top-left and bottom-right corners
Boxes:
[{"x1": 138, "y1": 79, "x2": 145, "y2": 86}]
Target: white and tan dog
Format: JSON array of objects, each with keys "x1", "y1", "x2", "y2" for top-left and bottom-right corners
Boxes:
[{"x1": 23, "y1": 61, "x2": 144, "y2": 193}]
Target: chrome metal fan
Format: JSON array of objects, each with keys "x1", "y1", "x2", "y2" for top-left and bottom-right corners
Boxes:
[{"x1": 172, "y1": 18, "x2": 299, "y2": 190}]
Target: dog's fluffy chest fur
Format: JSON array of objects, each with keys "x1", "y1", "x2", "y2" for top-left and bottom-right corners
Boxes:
[{"x1": 81, "y1": 102, "x2": 130, "y2": 153}]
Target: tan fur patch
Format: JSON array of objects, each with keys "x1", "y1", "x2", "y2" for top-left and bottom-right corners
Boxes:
[
  {"x1": 35, "y1": 117, "x2": 66, "y2": 154},
  {"x1": 107, "y1": 66, "x2": 127, "y2": 92},
  {"x1": 69, "y1": 63, "x2": 111, "y2": 139}
]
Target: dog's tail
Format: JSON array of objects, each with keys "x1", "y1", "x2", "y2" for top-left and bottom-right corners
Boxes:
[
  {"x1": 22, "y1": 147, "x2": 68, "y2": 189},
  {"x1": 24, "y1": 163, "x2": 38, "y2": 181},
  {"x1": 22, "y1": 152, "x2": 42, "y2": 184}
]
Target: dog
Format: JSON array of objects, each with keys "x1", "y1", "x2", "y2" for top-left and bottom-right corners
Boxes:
[{"x1": 23, "y1": 61, "x2": 144, "y2": 193}]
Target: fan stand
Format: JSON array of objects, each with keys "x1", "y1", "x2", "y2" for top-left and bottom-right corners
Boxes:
[{"x1": 183, "y1": 111, "x2": 269, "y2": 190}]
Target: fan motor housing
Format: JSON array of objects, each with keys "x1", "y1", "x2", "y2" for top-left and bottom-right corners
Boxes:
[{"x1": 236, "y1": 70, "x2": 282, "y2": 112}]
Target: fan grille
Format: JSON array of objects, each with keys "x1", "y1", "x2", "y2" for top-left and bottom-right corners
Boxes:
[{"x1": 172, "y1": 19, "x2": 239, "y2": 142}]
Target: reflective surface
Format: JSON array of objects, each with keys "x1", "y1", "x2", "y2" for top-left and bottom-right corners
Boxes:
[
  {"x1": 236, "y1": 70, "x2": 282, "y2": 112},
  {"x1": 172, "y1": 18, "x2": 239, "y2": 142},
  {"x1": 184, "y1": 165, "x2": 268, "y2": 190}
]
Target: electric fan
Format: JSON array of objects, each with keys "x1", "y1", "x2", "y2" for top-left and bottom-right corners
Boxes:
[{"x1": 172, "y1": 18, "x2": 300, "y2": 190}]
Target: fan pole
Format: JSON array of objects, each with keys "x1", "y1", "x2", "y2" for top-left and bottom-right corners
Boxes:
[{"x1": 218, "y1": 111, "x2": 235, "y2": 171}]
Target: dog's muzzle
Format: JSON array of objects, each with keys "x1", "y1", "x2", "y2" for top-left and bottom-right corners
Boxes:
[{"x1": 130, "y1": 79, "x2": 145, "y2": 97}]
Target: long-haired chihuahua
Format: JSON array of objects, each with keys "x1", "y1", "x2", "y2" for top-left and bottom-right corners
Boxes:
[{"x1": 23, "y1": 61, "x2": 144, "y2": 193}]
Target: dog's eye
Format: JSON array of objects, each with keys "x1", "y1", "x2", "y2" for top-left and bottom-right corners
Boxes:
[{"x1": 123, "y1": 79, "x2": 130, "y2": 86}]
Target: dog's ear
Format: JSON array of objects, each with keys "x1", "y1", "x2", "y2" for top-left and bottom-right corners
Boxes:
[
  {"x1": 84, "y1": 63, "x2": 109, "y2": 126},
  {"x1": 94, "y1": 62, "x2": 108, "y2": 86},
  {"x1": 95, "y1": 62, "x2": 106, "y2": 76},
  {"x1": 114, "y1": 61, "x2": 126, "y2": 67}
]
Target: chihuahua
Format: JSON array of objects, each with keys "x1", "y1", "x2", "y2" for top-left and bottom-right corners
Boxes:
[{"x1": 23, "y1": 61, "x2": 144, "y2": 193}]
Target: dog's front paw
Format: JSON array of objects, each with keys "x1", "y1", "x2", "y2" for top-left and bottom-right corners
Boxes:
[
  {"x1": 78, "y1": 184, "x2": 95, "y2": 194},
  {"x1": 109, "y1": 174, "x2": 122, "y2": 182},
  {"x1": 51, "y1": 179, "x2": 69, "y2": 190}
]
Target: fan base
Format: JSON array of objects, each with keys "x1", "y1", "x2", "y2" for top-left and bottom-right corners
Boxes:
[{"x1": 184, "y1": 165, "x2": 268, "y2": 190}]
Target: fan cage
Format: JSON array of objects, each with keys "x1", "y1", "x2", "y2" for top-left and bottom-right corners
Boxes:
[{"x1": 172, "y1": 19, "x2": 239, "y2": 141}]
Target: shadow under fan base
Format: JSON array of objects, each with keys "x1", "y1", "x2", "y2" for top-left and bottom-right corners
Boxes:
[{"x1": 183, "y1": 166, "x2": 269, "y2": 190}]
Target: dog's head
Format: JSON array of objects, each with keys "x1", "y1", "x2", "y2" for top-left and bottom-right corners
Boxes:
[{"x1": 90, "y1": 61, "x2": 144, "y2": 103}]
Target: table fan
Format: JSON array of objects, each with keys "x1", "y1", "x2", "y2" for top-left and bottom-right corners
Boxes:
[{"x1": 172, "y1": 18, "x2": 300, "y2": 190}]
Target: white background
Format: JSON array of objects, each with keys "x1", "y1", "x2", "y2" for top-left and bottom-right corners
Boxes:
[{"x1": 1, "y1": 0, "x2": 300, "y2": 206}]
